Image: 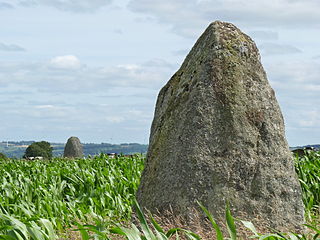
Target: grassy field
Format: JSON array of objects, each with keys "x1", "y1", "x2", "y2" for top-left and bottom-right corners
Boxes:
[{"x1": 0, "y1": 152, "x2": 319, "y2": 239}]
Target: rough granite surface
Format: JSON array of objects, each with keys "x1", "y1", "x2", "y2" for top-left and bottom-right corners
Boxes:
[
  {"x1": 63, "y1": 136, "x2": 83, "y2": 158},
  {"x1": 137, "y1": 21, "x2": 304, "y2": 230}
]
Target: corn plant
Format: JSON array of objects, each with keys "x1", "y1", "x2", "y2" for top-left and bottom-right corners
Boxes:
[
  {"x1": 294, "y1": 151, "x2": 320, "y2": 219},
  {"x1": 0, "y1": 154, "x2": 144, "y2": 231},
  {"x1": 1, "y1": 151, "x2": 320, "y2": 240},
  {"x1": 0, "y1": 213, "x2": 56, "y2": 240},
  {"x1": 110, "y1": 199, "x2": 200, "y2": 240}
]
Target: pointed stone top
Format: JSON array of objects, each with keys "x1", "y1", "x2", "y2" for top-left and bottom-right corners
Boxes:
[
  {"x1": 68, "y1": 136, "x2": 80, "y2": 141},
  {"x1": 181, "y1": 21, "x2": 260, "y2": 71}
]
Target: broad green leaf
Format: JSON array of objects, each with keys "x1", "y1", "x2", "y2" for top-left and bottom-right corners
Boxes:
[
  {"x1": 240, "y1": 220, "x2": 259, "y2": 237},
  {"x1": 39, "y1": 219, "x2": 57, "y2": 240},
  {"x1": 287, "y1": 233, "x2": 299, "y2": 240}
]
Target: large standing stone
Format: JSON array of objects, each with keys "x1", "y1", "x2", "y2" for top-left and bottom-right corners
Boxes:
[
  {"x1": 63, "y1": 136, "x2": 83, "y2": 158},
  {"x1": 137, "y1": 21, "x2": 304, "y2": 230}
]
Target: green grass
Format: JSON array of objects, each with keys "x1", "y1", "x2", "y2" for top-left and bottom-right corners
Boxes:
[{"x1": 0, "y1": 151, "x2": 320, "y2": 239}]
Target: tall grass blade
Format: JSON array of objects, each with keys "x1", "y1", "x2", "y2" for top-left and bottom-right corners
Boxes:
[
  {"x1": 0, "y1": 235, "x2": 17, "y2": 240},
  {"x1": 180, "y1": 230, "x2": 201, "y2": 240},
  {"x1": 240, "y1": 220, "x2": 259, "y2": 237},
  {"x1": 27, "y1": 221, "x2": 46, "y2": 240},
  {"x1": 197, "y1": 201, "x2": 224, "y2": 240},
  {"x1": 111, "y1": 224, "x2": 143, "y2": 240},
  {"x1": 39, "y1": 218, "x2": 57, "y2": 239},
  {"x1": 74, "y1": 223, "x2": 90, "y2": 240},
  {"x1": 133, "y1": 199, "x2": 156, "y2": 240},
  {"x1": 287, "y1": 233, "x2": 299, "y2": 240},
  {"x1": 225, "y1": 203, "x2": 237, "y2": 240},
  {"x1": 149, "y1": 215, "x2": 165, "y2": 234}
]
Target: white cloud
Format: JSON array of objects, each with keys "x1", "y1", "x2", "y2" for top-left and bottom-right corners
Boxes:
[
  {"x1": 49, "y1": 55, "x2": 82, "y2": 70},
  {"x1": 0, "y1": 2, "x2": 14, "y2": 9},
  {"x1": 128, "y1": 0, "x2": 320, "y2": 38},
  {"x1": 263, "y1": 59, "x2": 320, "y2": 145},
  {"x1": 268, "y1": 60, "x2": 320, "y2": 87},
  {"x1": 34, "y1": 105, "x2": 55, "y2": 109},
  {"x1": 259, "y1": 42, "x2": 302, "y2": 56},
  {"x1": 18, "y1": 0, "x2": 112, "y2": 12},
  {"x1": 0, "y1": 57, "x2": 175, "y2": 94},
  {"x1": 249, "y1": 30, "x2": 279, "y2": 40},
  {"x1": 0, "y1": 54, "x2": 171, "y2": 143},
  {"x1": 298, "y1": 110, "x2": 320, "y2": 128},
  {"x1": 113, "y1": 28, "x2": 123, "y2": 34},
  {"x1": 0, "y1": 43, "x2": 25, "y2": 51},
  {"x1": 31, "y1": 105, "x2": 71, "y2": 118},
  {"x1": 172, "y1": 49, "x2": 189, "y2": 56},
  {"x1": 98, "y1": 59, "x2": 175, "y2": 89},
  {"x1": 105, "y1": 116, "x2": 125, "y2": 123}
]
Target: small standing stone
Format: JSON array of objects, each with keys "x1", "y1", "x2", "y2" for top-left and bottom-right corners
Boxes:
[
  {"x1": 63, "y1": 136, "x2": 83, "y2": 158},
  {"x1": 137, "y1": 21, "x2": 304, "y2": 231}
]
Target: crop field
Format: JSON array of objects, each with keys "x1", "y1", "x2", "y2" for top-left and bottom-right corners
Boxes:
[
  {"x1": 0, "y1": 152, "x2": 320, "y2": 239},
  {"x1": 0, "y1": 154, "x2": 144, "y2": 239}
]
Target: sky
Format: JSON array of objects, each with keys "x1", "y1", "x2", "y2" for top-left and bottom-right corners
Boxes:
[{"x1": 0, "y1": 0, "x2": 319, "y2": 146}]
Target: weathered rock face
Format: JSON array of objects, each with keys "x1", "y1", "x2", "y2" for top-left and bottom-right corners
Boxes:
[
  {"x1": 63, "y1": 137, "x2": 83, "y2": 158},
  {"x1": 137, "y1": 21, "x2": 304, "y2": 230}
]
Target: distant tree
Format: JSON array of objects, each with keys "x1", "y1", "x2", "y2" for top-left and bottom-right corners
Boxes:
[
  {"x1": 0, "y1": 152, "x2": 8, "y2": 160},
  {"x1": 23, "y1": 141, "x2": 53, "y2": 159}
]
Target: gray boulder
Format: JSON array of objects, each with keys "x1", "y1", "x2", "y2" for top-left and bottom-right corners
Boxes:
[
  {"x1": 137, "y1": 21, "x2": 304, "y2": 231},
  {"x1": 63, "y1": 136, "x2": 83, "y2": 158}
]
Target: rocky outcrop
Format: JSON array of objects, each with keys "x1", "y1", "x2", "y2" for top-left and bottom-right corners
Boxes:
[
  {"x1": 63, "y1": 136, "x2": 83, "y2": 158},
  {"x1": 137, "y1": 21, "x2": 304, "y2": 231}
]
